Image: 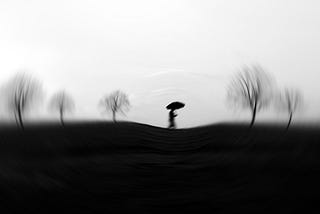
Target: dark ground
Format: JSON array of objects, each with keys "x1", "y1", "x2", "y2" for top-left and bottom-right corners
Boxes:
[{"x1": 0, "y1": 122, "x2": 320, "y2": 213}]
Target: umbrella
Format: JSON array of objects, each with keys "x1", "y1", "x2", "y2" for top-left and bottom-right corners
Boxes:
[{"x1": 166, "y1": 101, "x2": 185, "y2": 110}]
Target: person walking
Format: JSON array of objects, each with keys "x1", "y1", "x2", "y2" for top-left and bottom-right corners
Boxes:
[{"x1": 166, "y1": 101, "x2": 185, "y2": 129}]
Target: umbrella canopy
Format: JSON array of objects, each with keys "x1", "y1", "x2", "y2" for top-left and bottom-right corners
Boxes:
[{"x1": 166, "y1": 101, "x2": 185, "y2": 110}]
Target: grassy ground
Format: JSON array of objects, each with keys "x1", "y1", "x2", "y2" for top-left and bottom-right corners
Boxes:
[{"x1": 0, "y1": 122, "x2": 319, "y2": 213}]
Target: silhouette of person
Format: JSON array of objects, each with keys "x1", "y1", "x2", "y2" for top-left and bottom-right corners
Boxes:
[{"x1": 168, "y1": 109, "x2": 177, "y2": 129}]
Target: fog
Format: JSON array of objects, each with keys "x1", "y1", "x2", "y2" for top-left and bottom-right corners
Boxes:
[{"x1": 0, "y1": 0, "x2": 320, "y2": 127}]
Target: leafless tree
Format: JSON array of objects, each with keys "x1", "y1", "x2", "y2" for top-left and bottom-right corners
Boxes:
[
  {"x1": 4, "y1": 72, "x2": 43, "y2": 129},
  {"x1": 275, "y1": 88, "x2": 303, "y2": 130},
  {"x1": 49, "y1": 90, "x2": 75, "y2": 126},
  {"x1": 99, "y1": 90, "x2": 130, "y2": 122},
  {"x1": 227, "y1": 65, "x2": 274, "y2": 128}
]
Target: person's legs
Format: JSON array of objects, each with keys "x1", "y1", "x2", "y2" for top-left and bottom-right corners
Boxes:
[
  {"x1": 168, "y1": 120, "x2": 174, "y2": 129},
  {"x1": 168, "y1": 121, "x2": 176, "y2": 129},
  {"x1": 172, "y1": 121, "x2": 176, "y2": 129}
]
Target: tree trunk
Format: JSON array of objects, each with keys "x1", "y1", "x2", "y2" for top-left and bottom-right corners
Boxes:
[
  {"x1": 17, "y1": 107, "x2": 24, "y2": 130},
  {"x1": 286, "y1": 112, "x2": 293, "y2": 131},
  {"x1": 112, "y1": 111, "x2": 116, "y2": 122},
  {"x1": 60, "y1": 109, "x2": 64, "y2": 127},
  {"x1": 250, "y1": 103, "x2": 257, "y2": 129}
]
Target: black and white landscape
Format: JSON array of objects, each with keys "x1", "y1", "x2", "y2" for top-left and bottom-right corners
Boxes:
[{"x1": 0, "y1": 0, "x2": 320, "y2": 213}]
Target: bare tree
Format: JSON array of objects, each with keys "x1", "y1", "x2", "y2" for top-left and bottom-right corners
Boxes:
[
  {"x1": 275, "y1": 88, "x2": 303, "y2": 130},
  {"x1": 49, "y1": 90, "x2": 75, "y2": 126},
  {"x1": 99, "y1": 90, "x2": 130, "y2": 122},
  {"x1": 4, "y1": 72, "x2": 43, "y2": 129},
  {"x1": 227, "y1": 65, "x2": 274, "y2": 128}
]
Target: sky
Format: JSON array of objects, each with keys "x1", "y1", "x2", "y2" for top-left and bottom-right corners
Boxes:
[{"x1": 0, "y1": 0, "x2": 320, "y2": 128}]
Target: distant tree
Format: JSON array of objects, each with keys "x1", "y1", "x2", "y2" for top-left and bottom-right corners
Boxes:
[
  {"x1": 99, "y1": 90, "x2": 130, "y2": 122},
  {"x1": 227, "y1": 65, "x2": 274, "y2": 128},
  {"x1": 49, "y1": 90, "x2": 75, "y2": 126},
  {"x1": 4, "y1": 72, "x2": 43, "y2": 129},
  {"x1": 275, "y1": 88, "x2": 303, "y2": 130}
]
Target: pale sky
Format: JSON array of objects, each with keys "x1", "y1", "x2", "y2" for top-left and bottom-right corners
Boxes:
[{"x1": 0, "y1": 0, "x2": 320, "y2": 127}]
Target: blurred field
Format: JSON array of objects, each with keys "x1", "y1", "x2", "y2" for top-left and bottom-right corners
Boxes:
[{"x1": 0, "y1": 122, "x2": 319, "y2": 213}]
